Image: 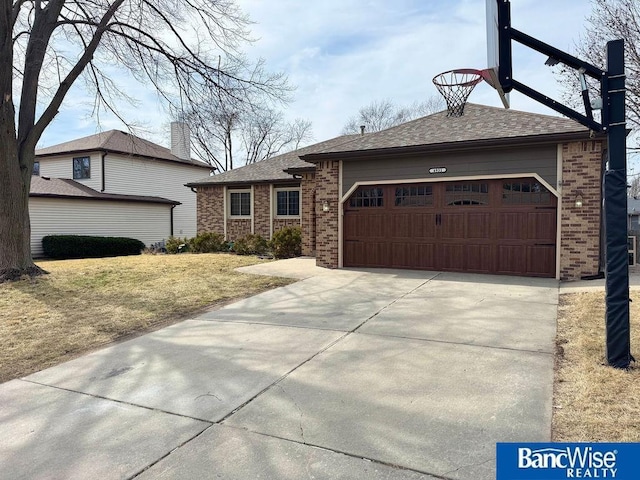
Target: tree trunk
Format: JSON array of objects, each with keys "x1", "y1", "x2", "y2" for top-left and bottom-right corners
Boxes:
[{"x1": 0, "y1": 128, "x2": 45, "y2": 282}]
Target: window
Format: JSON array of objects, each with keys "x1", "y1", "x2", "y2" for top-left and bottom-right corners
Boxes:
[
  {"x1": 276, "y1": 189, "x2": 300, "y2": 217},
  {"x1": 395, "y1": 185, "x2": 433, "y2": 207},
  {"x1": 229, "y1": 191, "x2": 251, "y2": 216},
  {"x1": 32, "y1": 161, "x2": 40, "y2": 176},
  {"x1": 349, "y1": 187, "x2": 384, "y2": 208},
  {"x1": 445, "y1": 183, "x2": 489, "y2": 206},
  {"x1": 73, "y1": 156, "x2": 91, "y2": 179},
  {"x1": 502, "y1": 181, "x2": 552, "y2": 204}
]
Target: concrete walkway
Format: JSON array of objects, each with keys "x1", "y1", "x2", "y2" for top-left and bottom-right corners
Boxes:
[
  {"x1": 559, "y1": 271, "x2": 640, "y2": 293},
  {"x1": 0, "y1": 260, "x2": 558, "y2": 480}
]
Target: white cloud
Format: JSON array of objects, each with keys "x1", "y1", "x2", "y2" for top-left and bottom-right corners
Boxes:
[{"x1": 40, "y1": 0, "x2": 596, "y2": 151}]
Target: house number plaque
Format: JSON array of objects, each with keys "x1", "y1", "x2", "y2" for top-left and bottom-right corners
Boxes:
[{"x1": 429, "y1": 167, "x2": 447, "y2": 174}]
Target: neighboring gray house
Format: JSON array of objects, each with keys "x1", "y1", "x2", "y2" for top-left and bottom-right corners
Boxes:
[
  {"x1": 629, "y1": 198, "x2": 640, "y2": 231},
  {"x1": 29, "y1": 177, "x2": 180, "y2": 257},
  {"x1": 31, "y1": 124, "x2": 212, "y2": 256}
]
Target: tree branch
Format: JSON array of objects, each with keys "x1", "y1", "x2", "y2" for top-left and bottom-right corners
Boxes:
[{"x1": 25, "y1": 0, "x2": 126, "y2": 154}]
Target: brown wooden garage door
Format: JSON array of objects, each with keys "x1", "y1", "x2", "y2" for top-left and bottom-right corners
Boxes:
[{"x1": 343, "y1": 178, "x2": 557, "y2": 277}]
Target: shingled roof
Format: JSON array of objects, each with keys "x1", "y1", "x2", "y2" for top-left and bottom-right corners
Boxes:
[
  {"x1": 36, "y1": 130, "x2": 211, "y2": 169},
  {"x1": 186, "y1": 134, "x2": 359, "y2": 186},
  {"x1": 30, "y1": 176, "x2": 180, "y2": 205},
  {"x1": 301, "y1": 104, "x2": 592, "y2": 160},
  {"x1": 186, "y1": 104, "x2": 592, "y2": 186}
]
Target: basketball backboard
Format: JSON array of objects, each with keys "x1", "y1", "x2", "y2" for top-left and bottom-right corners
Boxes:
[{"x1": 486, "y1": 0, "x2": 510, "y2": 108}]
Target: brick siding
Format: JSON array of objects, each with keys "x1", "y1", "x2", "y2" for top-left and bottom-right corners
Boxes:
[
  {"x1": 315, "y1": 161, "x2": 340, "y2": 268},
  {"x1": 196, "y1": 185, "x2": 224, "y2": 234},
  {"x1": 197, "y1": 183, "x2": 304, "y2": 242},
  {"x1": 253, "y1": 185, "x2": 271, "y2": 238},
  {"x1": 559, "y1": 140, "x2": 603, "y2": 280},
  {"x1": 301, "y1": 172, "x2": 316, "y2": 256},
  {"x1": 227, "y1": 219, "x2": 251, "y2": 239},
  {"x1": 273, "y1": 218, "x2": 301, "y2": 233}
]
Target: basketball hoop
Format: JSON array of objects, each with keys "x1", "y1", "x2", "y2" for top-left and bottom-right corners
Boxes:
[{"x1": 432, "y1": 69, "x2": 490, "y2": 117}]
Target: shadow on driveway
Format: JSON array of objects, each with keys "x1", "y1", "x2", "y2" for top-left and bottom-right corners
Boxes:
[{"x1": 0, "y1": 267, "x2": 558, "y2": 480}]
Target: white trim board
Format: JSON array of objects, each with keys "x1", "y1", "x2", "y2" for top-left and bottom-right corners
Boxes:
[
  {"x1": 340, "y1": 173, "x2": 559, "y2": 204},
  {"x1": 337, "y1": 172, "x2": 560, "y2": 276}
]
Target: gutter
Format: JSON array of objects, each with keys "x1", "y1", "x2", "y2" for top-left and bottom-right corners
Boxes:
[
  {"x1": 36, "y1": 147, "x2": 211, "y2": 169},
  {"x1": 185, "y1": 178, "x2": 300, "y2": 188},
  {"x1": 29, "y1": 193, "x2": 180, "y2": 205},
  {"x1": 284, "y1": 166, "x2": 315, "y2": 175}
]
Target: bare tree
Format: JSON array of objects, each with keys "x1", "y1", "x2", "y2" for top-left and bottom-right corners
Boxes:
[
  {"x1": 288, "y1": 118, "x2": 314, "y2": 151},
  {"x1": 1, "y1": 0, "x2": 290, "y2": 282},
  {"x1": 556, "y1": 0, "x2": 640, "y2": 134},
  {"x1": 411, "y1": 96, "x2": 447, "y2": 118},
  {"x1": 341, "y1": 96, "x2": 445, "y2": 135},
  {"x1": 241, "y1": 107, "x2": 313, "y2": 164},
  {"x1": 629, "y1": 175, "x2": 640, "y2": 198},
  {"x1": 188, "y1": 101, "x2": 313, "y2": 169},
  {"x1": 186, "y1": 87, "x2": 243, "y2": 172}
]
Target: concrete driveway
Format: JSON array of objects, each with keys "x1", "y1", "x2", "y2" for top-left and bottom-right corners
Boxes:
[{"x1": 0, "y1": 260, "x2": 558, "y2": 480}]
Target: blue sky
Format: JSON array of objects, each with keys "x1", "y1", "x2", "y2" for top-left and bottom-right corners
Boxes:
[{"x1": 38, "y1": 0, "x2": 597, "y2": 154}]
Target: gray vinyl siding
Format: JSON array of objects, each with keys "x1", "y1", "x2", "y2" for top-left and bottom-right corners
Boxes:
[
  {"x1": 341, "y1": 145, "x2": 558, "y2": 197},
  {"x1": 29, "y1": 197, "x2": 171, "y2": 257},
  {"x1": 38, "y1": 152, "x2": 103, "y2": 192},
  {"x1": 103, "y1": 155, "x2": 209, "y2": 237}
]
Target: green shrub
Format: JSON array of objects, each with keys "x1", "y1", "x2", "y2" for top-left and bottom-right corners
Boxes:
[
  {"x1": 232, "y1": 233, "x2": 268, "y2": 256},
  {"x1": 269, "y1": 226, "x2": 302, "y2": 259},
  {"x1": 188, "y1": 232, "x2": 228, "y2": 253},
  {"x1": 42, "y1": 235, "x2": 145, "y2": 259},
  {"x1": 165, "y1": 236, "x2": 190, "y2": 254}
]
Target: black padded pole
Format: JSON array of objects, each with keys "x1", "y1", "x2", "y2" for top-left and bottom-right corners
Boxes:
[{"x1": 604, "y1": 39, "x2": 632, "y2": 369}]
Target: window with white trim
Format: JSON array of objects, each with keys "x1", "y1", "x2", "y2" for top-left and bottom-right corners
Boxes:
[
  {"x1": 229, "y1": 190, "x2": 251, "y2": 217},
  {"x1": 275, "y1": 188, "x2": 300, "y2": 217}
]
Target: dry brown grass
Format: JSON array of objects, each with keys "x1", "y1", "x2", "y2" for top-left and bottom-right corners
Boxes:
[
  {"x1": 553, "y1": 290, "x2": 640, "y2": 441},
  {"x1": 0, "y1": 254, "x2": 292, "y2": 383}
]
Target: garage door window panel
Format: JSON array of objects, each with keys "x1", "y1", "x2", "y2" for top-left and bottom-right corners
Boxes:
[
  {"x1": 445, "y1": 183, "x2": 489, "y2": 206},
  {"x1": 503, "y1": 181, "x2": 552, "y2": 205},
  {"x1": 395, "y1": 185, "x2": 433, "y2": 207},
  {"x1": 349, "y1": 187, "x2": 384, "y2": 208}
]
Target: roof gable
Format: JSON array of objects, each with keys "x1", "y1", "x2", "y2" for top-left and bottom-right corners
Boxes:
[{"x1": 36, "y1": 130, "x2": 211, "y2": 169}]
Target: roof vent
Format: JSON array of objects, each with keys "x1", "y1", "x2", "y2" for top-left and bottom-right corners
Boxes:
[
  {"x1": 360, "y1": 125, "x2": 366, "y2": 136},
  {"x1": 170, "y1": 122, "x2": 191, "y2": 160}
]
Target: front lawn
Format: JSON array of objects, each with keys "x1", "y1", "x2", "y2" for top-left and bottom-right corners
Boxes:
[
  {"x1": 553, "y1": 290, "x2": 640, "y2": 441},
  {"x1": 0, "y1": 254, "x2": 293, "y2": 383}
]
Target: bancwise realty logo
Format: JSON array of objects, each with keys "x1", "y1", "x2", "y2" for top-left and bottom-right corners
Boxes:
[{"x1": 497, "y1": 443, "x2": 640, "y2": 479}]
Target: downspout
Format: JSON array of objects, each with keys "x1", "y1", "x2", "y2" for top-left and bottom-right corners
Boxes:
[
  {"x1": 101, "y1": 151, "x2": 107, "y2": 192},
  {"x1": 170, "y1": 205, "x2": 176, "y2": 236}
]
